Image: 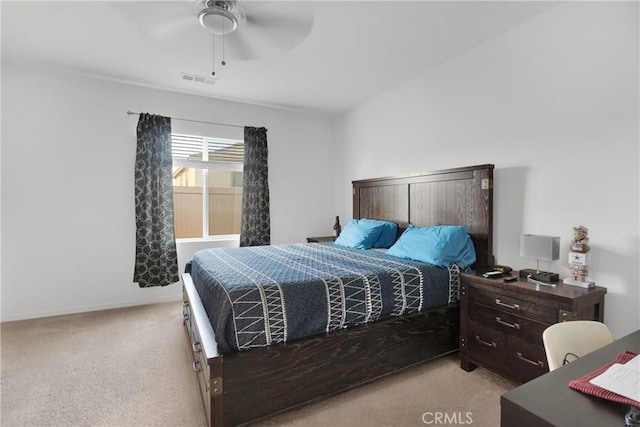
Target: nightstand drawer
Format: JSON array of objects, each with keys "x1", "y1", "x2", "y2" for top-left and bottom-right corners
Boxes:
[
  {"x1": 464, "y1": 321, "x2": 507, "y2": 371},
  {"x1": 468, "y1": 304, "x2": 547, "y2": 345},
  {"x1": 468, "y1": 286, "x2": 556, "y2": 324},
  {"x1": 507, "y1": 337, "x2": 548, "y2": 382}
]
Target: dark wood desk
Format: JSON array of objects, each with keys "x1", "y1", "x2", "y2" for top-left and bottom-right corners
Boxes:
[{"x1": 501, "y1": 330, "x2": 639, "y2": 426}]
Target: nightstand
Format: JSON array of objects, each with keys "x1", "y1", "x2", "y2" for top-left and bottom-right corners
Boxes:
[
  {"x1": 306, "y1": 236, "x2": 335, "y2": 243},
  {"x1": 459, "y1": 271, "x2": 606, "y2": 383}
]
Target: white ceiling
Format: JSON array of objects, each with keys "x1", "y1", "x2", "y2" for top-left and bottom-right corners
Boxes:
[{"x1": 1, "y1": 1, "x2": 558, "y2": 114}]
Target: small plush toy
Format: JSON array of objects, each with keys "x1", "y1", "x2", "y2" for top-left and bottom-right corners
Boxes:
[{"x1": 570, "y1": 225, "x2": 590, "y2": 253}]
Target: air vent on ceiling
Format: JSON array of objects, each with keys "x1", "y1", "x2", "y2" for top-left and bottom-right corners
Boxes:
[{"x1": 181, "y1": 72, "x2": 217, "y2": 85}]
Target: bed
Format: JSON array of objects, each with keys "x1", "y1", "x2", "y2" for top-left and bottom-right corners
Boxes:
[{"x1": 182, "y1": 164, "x2": 494, "y2": 427}]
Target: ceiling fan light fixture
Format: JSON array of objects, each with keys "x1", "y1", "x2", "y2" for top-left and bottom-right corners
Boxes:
[{"x1": 198, "y1": 7, "x2": 238, "y2": 35}]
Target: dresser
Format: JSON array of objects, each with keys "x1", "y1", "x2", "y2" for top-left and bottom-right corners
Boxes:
[{"x1": 460, "y1": 272, "x2": 606, "y2": 383}]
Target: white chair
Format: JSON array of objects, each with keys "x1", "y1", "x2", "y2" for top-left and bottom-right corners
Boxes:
[{"x1": 542, "y1": 321, "x2": 614, "y2": 371}]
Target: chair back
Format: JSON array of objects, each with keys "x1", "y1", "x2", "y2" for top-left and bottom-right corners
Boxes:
[{"x1": 542, "y1": 321, "x2": 613, "y2": 371}]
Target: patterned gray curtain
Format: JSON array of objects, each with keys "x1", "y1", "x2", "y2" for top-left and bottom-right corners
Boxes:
[
  {"x1": 240, "y1": 127, "x2": 270, "y2": 247},
  {"x1": 133, "y1": 113, "x2": 179, "y2": 287}
]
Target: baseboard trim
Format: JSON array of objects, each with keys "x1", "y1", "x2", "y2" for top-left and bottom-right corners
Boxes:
[{"x1": 0, "y1": 294, "x2": 183, "y2": 323}]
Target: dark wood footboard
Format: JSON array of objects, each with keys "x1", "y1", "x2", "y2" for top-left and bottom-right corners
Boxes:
[{"x1": 183, "y1": 273, "x2": 459, "y2": 427}]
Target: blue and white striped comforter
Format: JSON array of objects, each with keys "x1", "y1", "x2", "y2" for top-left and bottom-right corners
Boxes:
[{"x1": 190, "y1": 243, "x2": 460, "y2": 354}]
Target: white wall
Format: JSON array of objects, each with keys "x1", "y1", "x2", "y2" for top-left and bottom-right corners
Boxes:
[
  {"x1": 2, "y1": 2, "x2": 638, "y2": 338},
  {"x1": 335, "y1": 2, "x2": 639, "y2": 338},
  {"x1": 1, "y1": 64, "x2": 336, "y2": 321}
]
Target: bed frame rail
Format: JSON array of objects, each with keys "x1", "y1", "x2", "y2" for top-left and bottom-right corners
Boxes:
[{"x1": 183, "y1": 274, "x2": 223, "y2": 426}]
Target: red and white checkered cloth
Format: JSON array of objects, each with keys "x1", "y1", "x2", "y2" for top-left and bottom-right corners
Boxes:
[{"x1": 568, "y1": 350, "x2": 639, "y2": 407}]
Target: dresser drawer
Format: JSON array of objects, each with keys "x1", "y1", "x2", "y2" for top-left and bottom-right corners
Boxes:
[
  {"x1": 507, "y1": 336, "x2": 548, "y2": 382},
  {"x1": 468, "y1": 286, "x2": 556, "y2": 324},
  {"x1": 464, "y1": 321, "x2": 507, "y2": 371},
  {"x1": 468, "y1": 304, "x2": 547, "y2": 345}
]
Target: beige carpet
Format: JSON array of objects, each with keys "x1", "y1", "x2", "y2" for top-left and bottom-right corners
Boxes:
[{"x1": 1, "y1": 301, "x2": 516, "y2": 427}]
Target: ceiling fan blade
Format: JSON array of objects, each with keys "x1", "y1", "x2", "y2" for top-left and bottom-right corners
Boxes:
[
  {"x1": 244, "y1": 16, "x2": 313, "y2": 51},
  {"x1": 222, "y1": 32, "x2": 263, "y2": 61},
  {"x1": 110, "y1": 1, "x2": 199, "y2": 40},
  {"x1": 240, "y1": 1, "x2": 314, "y2": 54},
  {"x1": 150, "y1": 15, "x2": 196, "y2": 39}
]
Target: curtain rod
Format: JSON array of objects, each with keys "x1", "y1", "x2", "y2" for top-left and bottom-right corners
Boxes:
[{"x1": 126, "y1": 110, "x2": 244, "y2": 129}]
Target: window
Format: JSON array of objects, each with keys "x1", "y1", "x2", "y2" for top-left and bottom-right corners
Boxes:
[{"x1": 171, "y1": 133, "x2": 243, "y2": 239}]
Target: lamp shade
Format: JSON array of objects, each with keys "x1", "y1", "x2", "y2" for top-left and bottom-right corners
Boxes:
[{"x1": 520, "y1": 234, "x2": 560, "y2": 261}]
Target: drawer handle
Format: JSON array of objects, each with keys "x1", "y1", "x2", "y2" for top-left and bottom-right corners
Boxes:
[
  {"x1": 496, "y1": 317, "x2": 520, "y2": 329},
  {"x1": 192, "y1": 341, "x2": 201, "y2": 353},
  {"x1": 192, "y1": 360, "x2": 201, "y2": 372},
  {"x1": 516, "y1": 352, "x2": 545, "y2": 368},
  {"x1": 495, "y1": 299, "x2": 520, "y2": 311},
  {"x1": 474, "y1": 335, "x2": 496, "y2": 348}
]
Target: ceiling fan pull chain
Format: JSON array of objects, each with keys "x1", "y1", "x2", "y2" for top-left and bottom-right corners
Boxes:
[
  {"x1": 221, "y1": 16, "x2": 226, "y2": 66},
  {"x1": 211, "y1": 33, "x2": 216, "y2": 76}
]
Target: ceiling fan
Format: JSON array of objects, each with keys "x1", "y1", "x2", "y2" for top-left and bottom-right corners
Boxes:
[
  {"x1": 113, "y1": 1, "x2": 314, "y2": 64},
  {"x1": 198, "y1": 1, "x2": 242, "y2": 36}
]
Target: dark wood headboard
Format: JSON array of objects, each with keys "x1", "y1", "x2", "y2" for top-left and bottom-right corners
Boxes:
[{"x1": 352, "y1": 164, "x2": 494, "y2": 270}]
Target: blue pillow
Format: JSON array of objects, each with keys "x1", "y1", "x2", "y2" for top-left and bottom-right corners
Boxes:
[
  {"x1": 334, "y1": 219, "x2": 383, "y2": 249},
  {"x1": 359, "y1": 218, "x2": 398, "y2": 248},
  {"x1": 386, "y1": 225, "x2": 476, "y2": 268}
]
